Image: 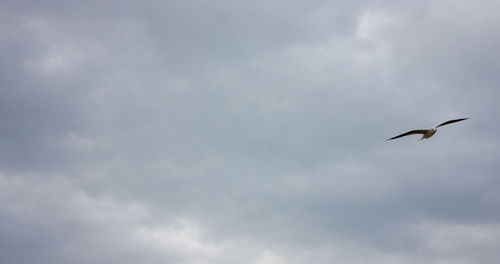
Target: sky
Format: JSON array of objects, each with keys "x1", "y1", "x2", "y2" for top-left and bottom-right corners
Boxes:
[{"x1": 1, "y1": 0, "x2": 500, "y2": 263}]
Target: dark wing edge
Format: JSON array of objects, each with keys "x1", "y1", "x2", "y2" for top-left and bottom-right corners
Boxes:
[
  {"x1": 386, "y1": 130, "x2": 428, "y2": 141},
  {"x1": 435, "y1": 118, "x2": 469, "y2": 128}
]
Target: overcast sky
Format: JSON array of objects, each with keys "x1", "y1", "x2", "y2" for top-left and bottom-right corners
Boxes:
[{"x1": 1, "y1": 0, "x2": 500, "y2": 263}]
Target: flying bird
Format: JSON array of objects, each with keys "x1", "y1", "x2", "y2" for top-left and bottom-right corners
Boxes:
[{"x1": 386, "y1": 118, "x2": 469, "y2": 141}]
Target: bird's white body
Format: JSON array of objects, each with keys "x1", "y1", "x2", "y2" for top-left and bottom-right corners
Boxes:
[{"x1": 420, "y1": 128, "x2": 437, "y2": 140}]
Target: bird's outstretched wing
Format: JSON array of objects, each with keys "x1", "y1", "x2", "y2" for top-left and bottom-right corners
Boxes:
[
  {"x1": 435, "y1": 118, "x2": 469, "y2": 128},
  {"x1": 386, "y1": 130, "x2": 428, "y2": 141}
]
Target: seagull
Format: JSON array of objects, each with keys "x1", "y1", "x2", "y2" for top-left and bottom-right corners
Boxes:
[{"x1": 386, "y1": 118, "x2": 469, "y2": 141}]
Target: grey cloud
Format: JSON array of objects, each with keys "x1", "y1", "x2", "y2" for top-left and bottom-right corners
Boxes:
[{"x1": 1, "y1": 0, "x2": 500, "y2": 263}]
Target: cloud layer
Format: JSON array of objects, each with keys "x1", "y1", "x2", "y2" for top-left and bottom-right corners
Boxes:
[{"x1": 1, "y1": 0, "x2": 500, "y2": 263}]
